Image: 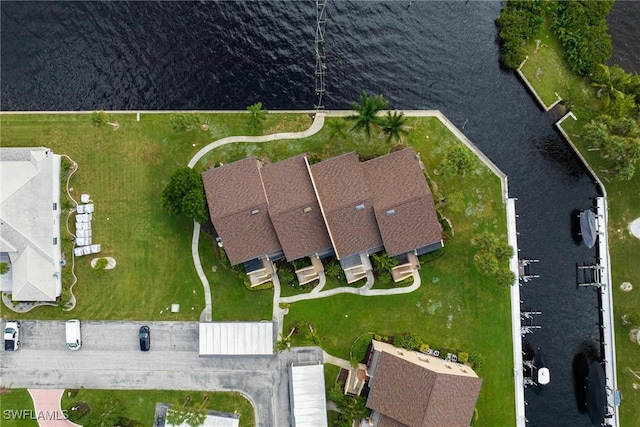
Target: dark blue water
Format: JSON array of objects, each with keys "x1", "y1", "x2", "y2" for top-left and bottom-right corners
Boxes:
[{"x1": 2, "y1": 1, "x2": 629, "y2": 425}]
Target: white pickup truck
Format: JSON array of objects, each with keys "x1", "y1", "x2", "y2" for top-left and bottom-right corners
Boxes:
[{"x1": 4, "y1": 320, "x2": 21, "y2": 351}]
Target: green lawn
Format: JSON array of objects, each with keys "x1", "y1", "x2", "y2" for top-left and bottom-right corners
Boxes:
[
  {"x1": 59, "y1": 389, "x2": 254, "y2": 426},
  {"x1": 0, "y1": 112, "x2": 308, "y2": 321},
  {"x1": 0, "y1": 389, "x2": 38, "y2": 427},
  {"x1": 0, "y1": 112, "x2": 515, "y2": 426},
  {"x1": 520, "y1": 20, "x2": 601, "y2": 112},
  {"x1": 275, "y1": 118, "x2": 514, "y2": 427},
  {"x1": 519, "y1": 21, "x2": 640, "y2": 427}
]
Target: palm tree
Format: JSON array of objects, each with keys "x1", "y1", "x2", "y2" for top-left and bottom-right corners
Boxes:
[
  {"x1": 592, "y1": 64, "x2": 630, "y2": 108},
  {"x1": 247, "y1": 101, "x2": 268, "y2": 127},
  {"x1": 380, "y1": 110, "x2": 409, "y2": 144},
  {"x1": 347, "y1": 91, "x2": 389, "y2": 139}
]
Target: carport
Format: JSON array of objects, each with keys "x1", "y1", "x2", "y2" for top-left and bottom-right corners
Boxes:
[{"x1": 199, "y1": 322, "x2": 274, "y2": 356}]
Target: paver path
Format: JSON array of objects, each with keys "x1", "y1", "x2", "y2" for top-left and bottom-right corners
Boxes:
[{"x1": 27, "y1": 389, "x2": 80, "y2": 427}]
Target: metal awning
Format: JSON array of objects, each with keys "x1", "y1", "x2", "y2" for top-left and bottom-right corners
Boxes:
[{"x1": 199, "y1": 322, "x2": 273, "y2": 356}]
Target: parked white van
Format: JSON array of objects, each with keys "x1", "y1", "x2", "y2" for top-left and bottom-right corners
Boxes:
[{"x1": 65, "y1": 319, "x2": 82, "y2": 350}]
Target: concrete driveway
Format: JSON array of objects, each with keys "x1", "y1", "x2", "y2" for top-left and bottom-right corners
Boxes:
[{"x1": 1, "y1": 321, "x2": 323, "y2": 427}]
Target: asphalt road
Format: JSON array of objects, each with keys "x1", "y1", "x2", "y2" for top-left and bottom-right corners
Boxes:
[{"x1": 0, "y1": 321, "x2": 324, "y2": 427}]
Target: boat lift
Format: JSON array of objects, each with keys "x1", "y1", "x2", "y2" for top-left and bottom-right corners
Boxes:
[
  {"x1": 577, "y1": 262, "x2": 605, "y2": 288},
  {"x1": 519, "y1": 259, "x2": 540, "y2": 283}
]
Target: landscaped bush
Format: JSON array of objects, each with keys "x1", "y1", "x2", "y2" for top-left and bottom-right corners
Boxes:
[
  {"x1": 278, "y1": 266, "x2": 296, "y2": 288},
  {"x1": 419, "y1": 343, "x2": 430, "y2": 353},
  {"x1": 457, "y1": 351, "x2": 469, "y2": 364},
  {"x1": 393, "y1": 333, "x2": 423, "y2": 351},
  {"x1": 469, "y1": 353, "x2": 486, "y2": 372},
  {"x1": 351, "y1": 334, "x2": 373, "y2": 365}
]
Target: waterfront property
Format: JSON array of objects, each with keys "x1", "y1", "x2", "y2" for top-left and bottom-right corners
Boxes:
[
  {"x1": 201, "y1": 148, "x2": 443, "y2": 286},
  {"x1": 0, "y1": 147, "x2": 62, "y2": 302},
  {"x1": 364, "y1": 340, "x2": 482, "y2": 427}
]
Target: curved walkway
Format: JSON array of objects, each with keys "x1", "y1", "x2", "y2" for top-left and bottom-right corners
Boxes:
[
  {"x1": 28, "y1": 389, "x2": 81, "y2": 427},
  {"x1": 188, "y1": 113, "x2": 325, "y2": 322},
  {"x1": 280, "y1": 270, "x2": 421, "y2": 304}
]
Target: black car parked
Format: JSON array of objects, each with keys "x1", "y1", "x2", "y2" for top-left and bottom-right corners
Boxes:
[{"x1": 139, "y1": 326, "x2": 150, "y2": 351}]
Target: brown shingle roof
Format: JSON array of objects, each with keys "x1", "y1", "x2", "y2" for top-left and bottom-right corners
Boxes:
[
  {"x1": 202, "y1": 158, "x2": 281, "y2": 265},
  {"x1": 309, "y1": 152, "x2": 383, "y2": 259},
  {"x1": 366, "y1": 350, "x2": 482, "y2": 427},
  {"x1": 363, "y1": 148, "x2": 442, "y2": 257},
  {"x1": 260, "y1": 155, "x2": 332, "y2": 261}
]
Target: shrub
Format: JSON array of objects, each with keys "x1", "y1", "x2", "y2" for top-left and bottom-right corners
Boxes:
[
  {"x1": 0, "y1": 262, "x2": 9, "y2": 275},
  {"x1": 393, "y1": 333, "x2": 423, "y2": 351},
  {"x1": 90, "y1": 110, "x2": 108, "y2": 127},
  {"x1": 170, "y1": 113, "x2": 201, "y2": 132},
  {"x1": 419, "y1": 343, "x2": 430, "y2": 353},
  {"x1": 351, "y1": 334, "x2": 373, "y2": 364},
  {"x1": 278, "y1": 268, "x2": 295, "y2": 288},
  {"x1": 457, "y1": 351, "x2": 469, "y2": 364},
  {"x1": 623, "y1": 311, "x2": 640, "y2": 327},
  {"x1": 469, "y1": 353, "x2": 485, "y2": 372}
]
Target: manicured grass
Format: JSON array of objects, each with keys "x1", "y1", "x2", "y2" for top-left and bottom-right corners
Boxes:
[
  {"x1": 59, "y1": 389, "x2": 254, "y2": 427},
  {"x1": 198, "y1": 232, "x2": 272, "y2": 321},
  {"x1": 0, "y1": 113, "x2": 515, "y2": 426},
  {"x1": 519, "y1": 23, "x2": 640, "y2": 427},
  {"x1": 278, "y1": 118, "x2": 514, "y2": 427},
  {"x1": 0, "y1": 389, "x2": 38, "y2": 427},
  {"x1": 520, "y1": 20, "x2": 600, "y2": 112},
  {"x1": 0, "y1": 112, "x2": 308, "y2": 321}
]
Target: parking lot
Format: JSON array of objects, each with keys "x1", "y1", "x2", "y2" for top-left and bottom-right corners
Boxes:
[{"x1": 1, "y1": 320, "x2": 323, "y2": 427}]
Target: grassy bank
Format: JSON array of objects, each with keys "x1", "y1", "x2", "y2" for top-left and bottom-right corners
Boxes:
[
  {"x1": 518, "y1": 20, "x2": 640, "y2": 427},
  {"x1": 0, "y1": 112, "x2": 514, "y2": 426},
  {"x1": 59, "y1": 389, "x2": 254, "y2": 426}
]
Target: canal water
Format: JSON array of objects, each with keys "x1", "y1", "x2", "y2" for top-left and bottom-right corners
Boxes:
[{"x1": 3, "y1": 1, "x2": 636, "y2": 425}]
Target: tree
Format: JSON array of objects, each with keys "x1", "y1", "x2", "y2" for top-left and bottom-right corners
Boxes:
[
  {"x1": 90, "y1": 110, "x2": 108, "y2": 127},
  {"x1": 347, "y1": 91, "x2": 388, "y2": 139},
  {"x1": 495, "y1": 268, "x2": 516, "y2": 287},
  {"x1": 380, "y1": 110, "x2": 408, "y2": 144},
  {"x1": 552, "y1": 0, "x2": 614, "y2": 76},
  {"x1": 371, "y1": 252, "x2": 398, "y2": 275},
  {"x1": 442, "y1": 145, "x2": 473, "y2": 176},
  {"x1": 171, "y1": 113, "x2": 201, "y2": 132},
  {"x1": 325, "y1": 261, "x2": 342, "y2": 279},
  {"x1": 161, "y1": 167, "x2": 210, "y2": 223},
  {"x1": 592, "y1": 64, "x2": 630, "y2": 109},
  {"x1": 247, "y1": 102, "x2": 268, "y2": 128},
  {"x1": 0, "y1": 262, "x2": 9, "y2": 275}
]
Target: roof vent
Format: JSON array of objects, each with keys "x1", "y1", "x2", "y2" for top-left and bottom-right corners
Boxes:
[
  {"x1": 355, "y1": 204, "x2": 365, "y2": 211},
  {"x1": 386, "y1": 209, "x2": 396, "y2": 216},
  {"x1": 251, "y1": 209, "x2": 260, "y2": 215},
  {"x1": 418, "y1": 356, "x2": 429, "y2": 363},
  {"x1": 396, "y1": 349, "x2": 404, "y2": 356},
  {"x1": 303, "y1": 207, "x2": 312, "y2": 213}
]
